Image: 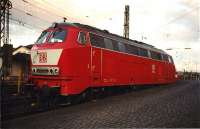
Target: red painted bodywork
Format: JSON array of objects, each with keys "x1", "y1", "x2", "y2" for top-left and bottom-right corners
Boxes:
[{"x1": 30, "y1": 24, "x2": 177, "y2": 96}]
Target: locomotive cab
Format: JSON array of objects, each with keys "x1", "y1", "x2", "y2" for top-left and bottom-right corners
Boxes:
[{"x1": 30, "y1": 23, "x2": 91, "y2": 96}]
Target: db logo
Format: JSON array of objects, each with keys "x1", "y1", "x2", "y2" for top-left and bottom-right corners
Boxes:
[{"x1": 39, "y1": 52, "x2": 47, "y2": 63}]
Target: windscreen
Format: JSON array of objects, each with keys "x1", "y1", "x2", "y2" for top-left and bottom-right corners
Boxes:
[
  {"x1": 48, "y1": 29, "x2": 67, "y2": 43},
  {"x1": 36, "y1": 31, "x2": 50, "y2": 44}
]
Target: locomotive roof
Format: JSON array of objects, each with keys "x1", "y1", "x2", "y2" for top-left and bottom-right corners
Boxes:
[{"x1": 51, "y1": 22, "x2": 167, "y2": 54}]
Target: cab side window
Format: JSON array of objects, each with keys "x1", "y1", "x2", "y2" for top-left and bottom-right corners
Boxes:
[
  {"x1": 168, "y1": 56, "x2": 174, "y2": 64},
  {"x1": 78, "y1": 32, "x2": 87, "y2": 44},
  {"x1": 89, "y1": 33, "x2": 105, "y2": 48}
]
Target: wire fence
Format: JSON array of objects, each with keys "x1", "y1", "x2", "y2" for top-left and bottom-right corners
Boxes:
[{"x1": 178, "y1": 72, "x2": 200, "y2": 80}]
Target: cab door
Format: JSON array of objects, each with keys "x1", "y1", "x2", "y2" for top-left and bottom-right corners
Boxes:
[
  {"x1": 72, "y1": 31, "x2": 91, "y2": 92},
  {"x1": 89, "y1": 33, "x2": 105, "y2": 86},
  {"x1": 91, "y1": 47, "x2": 102, "y2": 86}
]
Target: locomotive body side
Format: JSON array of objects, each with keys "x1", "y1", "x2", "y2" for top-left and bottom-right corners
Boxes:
[
  {"x1": 89, "y1": 34, "x2": 177, "y2": 88},
  {"x1": 90, "y1": 47, "x2": 176, "y2": 88}
]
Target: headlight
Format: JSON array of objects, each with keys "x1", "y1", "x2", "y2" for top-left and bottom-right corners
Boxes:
[
  {"x1": 53, "y1": 67, "x2": 59, "y2": 75},
  {"x1": 32, "y1": 68, "x2": 36, "y2": 73},
  {"x1": 49, "y1": 68, "x2": 53, "y2": 74}
]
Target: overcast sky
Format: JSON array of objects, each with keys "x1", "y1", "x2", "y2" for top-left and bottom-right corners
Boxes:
[{"x1": 9, "y1": 0, "x2": 200, "y2": 72}]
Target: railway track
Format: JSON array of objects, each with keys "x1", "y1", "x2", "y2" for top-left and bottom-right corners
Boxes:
[
  {"x1": 1, "y1": 87, "x2": 129, "y2": 120},
  {"x1": 1, "y1": 94, "x2": 37, "y2": 120},
  {"x1": 2, "y1": 81, "x2": 199, "y2": 128},
  {"x1": 1, "y1": 93, "x2": 69, "y2": 120},
  {"x1": 1, "y1": 83, "x2": 170, "y2": 121}
]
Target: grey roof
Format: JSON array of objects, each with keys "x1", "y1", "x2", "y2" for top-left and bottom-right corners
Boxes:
[{"x1": 50, "y1": 22, "x2": 167, "y2": 54}]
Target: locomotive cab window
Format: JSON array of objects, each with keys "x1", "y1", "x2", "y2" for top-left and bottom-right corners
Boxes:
[
  {"x1": 48, "y1": 29, "x2": 67, "y2": 43},
  {"x1": 78, "y1": 32, "x2": 87, "y2": 44},
  {"x1": 36, "y1": 31, "x2": 50, "y2": 44},
  {"x1": 168, "y1": 56, "x2": 174, "y2": 64}
]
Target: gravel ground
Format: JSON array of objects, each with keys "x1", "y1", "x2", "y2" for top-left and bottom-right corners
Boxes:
[{"x1": 2, "y1": 80, "x2": 200, "y2": 128}]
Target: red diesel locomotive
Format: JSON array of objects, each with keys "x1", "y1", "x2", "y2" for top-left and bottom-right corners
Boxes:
[{"x1": 30, "y1": 22, "x2": 177, "y2": 99}]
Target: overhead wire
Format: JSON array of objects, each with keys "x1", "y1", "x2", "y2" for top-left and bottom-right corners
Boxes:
[
  {"x1": 10, "y1": 1, "x2": 57, "y2": 32},
  {"x1": 10, "y1": 0, "x2": 89, "y2": 34},
  {"x1": 19, "y1": 0, "x2": 82, "y2": 22},
  {"x1": 10, "y1": 17, "x2": 44, "y2": 31},
  {"x1": 155, "y1": 6, "x2": 200, "y2": 32},
  {"x1": 11, "y1": 0, "x2": 199, "y2": 37},
  {"x1": 143, "y1": 5, "x2": 200, "y2": 41},
  {"x1": 11, "y1": 7, "x2": 52, "y2": 24},
  {"x1": 33, "y1": 0, "x2": 86, "y2": 23},
  {"x1": 13, "y1": 2, "x2": 61, "y2": 21},
  {"x1": 36, "y1": 0, "x2": 74, "y2": 18}
]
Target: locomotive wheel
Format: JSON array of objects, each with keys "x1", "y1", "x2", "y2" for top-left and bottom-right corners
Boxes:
[
  {"x1": 36, "y1": 93, "x2": 49, "y2": 110},
  {"x1": 131, "y1": 85, "x2": 137, "y2": 91},
  {"x1": 105, "y1": 87, "x2": 113, "y2": 97},
  {"x1": 81, "y1": 92, "x2": 87, "y2": 101},
  {"x1": 70, "y1": 90, "x2": 90, "y2": 105},
  {"x1": 97, "y1": 88, "x2": 106, "y2": 99},
  {"x1": 84, "y1": 89, "x2": 93, "y2": 101},
  {"x1": 35, "y1": 86, "x2": 59, "y2": 110},
  {"x1": 69, "y1": 95, "x2": 82, "y2": 105},
  {"x1": 47, "y1": 94, "x2": 59, "y2": 109}
]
